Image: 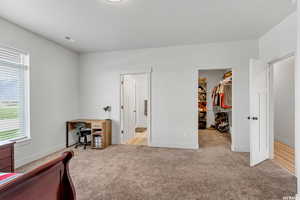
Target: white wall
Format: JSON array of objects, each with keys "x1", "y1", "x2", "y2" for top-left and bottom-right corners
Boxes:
[
  {"x1": 259, "y1": 10, "x2": 297, "y2": 185},
  {"x1": 131, "y1": 74, "x2": 148, "y2": 128},
  {"x1": 259, "y1": 12, "x2": 297, "y2": 62},
  {"x1": 198, "y1": 70, "x2": 227, "y2": 128},
  {"x1": 79, "y1": 40, "x2": 258, "y2": 151},
  {"x1": 273, "y1": 56, "x2": 295, "y2": 148},
  {"x1": 0, "y1": 18, "x2": 80, "y2": 167},
  {"x1": 295, "y1": 1, "x2": 300, "y2": 192}
]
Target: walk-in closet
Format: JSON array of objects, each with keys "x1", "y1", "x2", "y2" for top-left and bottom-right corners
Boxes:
[{"x1": 198, "y1": 69, "x2": 232, "y2": 148}]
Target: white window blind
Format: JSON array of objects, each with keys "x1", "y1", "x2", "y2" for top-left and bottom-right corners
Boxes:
[{"x1": 0, "y1": 46, "x2": 29, "y2": 142}]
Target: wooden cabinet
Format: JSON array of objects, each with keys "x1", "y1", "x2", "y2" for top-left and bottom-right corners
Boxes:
[
  {"x1": 91, "y1": 120, "x2": 112, "y2": 149},
  {"x1": 66, "y1": 119, "x2": 112, "y2": 149},
  {"x1": 0, "y1": 141, "x2": 15, "y2": 172}
]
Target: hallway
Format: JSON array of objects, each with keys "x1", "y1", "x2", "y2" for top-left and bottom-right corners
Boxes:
[{"x1": 125, "y1": 129, "x2": 148, "y2": 146}]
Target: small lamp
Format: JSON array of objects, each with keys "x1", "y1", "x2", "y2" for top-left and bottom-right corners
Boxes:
[{"x1": 103, "y1": 106, "x2": 111, "y2": 119}]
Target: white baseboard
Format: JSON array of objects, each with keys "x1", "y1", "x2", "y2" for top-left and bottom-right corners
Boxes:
[
  {"x1": 15, "y1": 143, "x2": 65, "y2": 168},
  {"x1": 233, "y1": 145, "x2": 250, "y2": 152}
]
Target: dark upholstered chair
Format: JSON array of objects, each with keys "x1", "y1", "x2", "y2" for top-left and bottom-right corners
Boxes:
[{"x1": 74, "y1": 122, "x2": 91, "y2": 149}]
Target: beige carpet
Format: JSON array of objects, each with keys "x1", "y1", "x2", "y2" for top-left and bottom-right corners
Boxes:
[
  {"x1": 198, "y1": 129, "x2": 231, "y2": 148},
  {"x1": 17, "y1": 130, "x2": 296, "y2": 200}
]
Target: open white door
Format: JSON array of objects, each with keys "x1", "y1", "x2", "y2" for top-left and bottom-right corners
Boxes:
[
  {"x1": 121, "y1": 75, "x2": 136, "y2": 143},
  {"x1": 249, "y1": 59, "x2": 269, "y2": 166}
]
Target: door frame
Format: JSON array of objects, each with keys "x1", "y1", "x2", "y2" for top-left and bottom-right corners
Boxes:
[
  {"x1": 120, "y1": 72, "x2": 152, "y2": 146},
  {"x1": 267, "y1": 52, "x2": 295, "y2": 160},
  {"x1": 196, "y1": 66, "x2": 236, "y2": 151}
]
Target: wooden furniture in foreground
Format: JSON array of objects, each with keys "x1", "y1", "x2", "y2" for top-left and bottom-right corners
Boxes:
[
  {"x1": 66, "y1": 119, "x2": 112, "y2": 149},
  {"x1": 0, "y1": 151, "x2": 76, "y2": 200},
  {"x1": 0, "y1": 141, "x2": 15, "y2": 172},
  {"x1": 274, "y1": 141, "x2": 295, "y2": 174}
]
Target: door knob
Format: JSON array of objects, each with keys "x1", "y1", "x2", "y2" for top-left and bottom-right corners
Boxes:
[{"x1": 247, "y1": 116, "x2": 258, "y2": 120}]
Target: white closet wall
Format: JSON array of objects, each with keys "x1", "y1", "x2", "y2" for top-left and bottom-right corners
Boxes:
[{"x1": 273, "y1": 57, "x2": 295, "y2": 147}]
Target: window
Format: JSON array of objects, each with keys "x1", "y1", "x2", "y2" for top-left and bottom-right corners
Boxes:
[{"x1": 0, "y1": 46, "x2": 30, "y2": 142}]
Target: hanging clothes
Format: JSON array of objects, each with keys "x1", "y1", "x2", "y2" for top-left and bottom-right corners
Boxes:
[
  {"x1": 211, "y1": 72, "x2": 232, "y2": 133},
  {"x1": 220, "y1": 84, "x2": 232, "y2": 109},
  {"x1": 211, "y1": 77, "x2": 232, "y2": 109}
]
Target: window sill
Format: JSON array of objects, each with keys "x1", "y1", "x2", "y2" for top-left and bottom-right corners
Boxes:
[
  {"x1": 13, "y1": 137, "x2": 32, "y2": 143},
  {"x1": 4, "y1": 137, "x2": 32, "y2": 146},
  {"x1": 0, "y1": 137, "x2": 31, "y2": 148}
]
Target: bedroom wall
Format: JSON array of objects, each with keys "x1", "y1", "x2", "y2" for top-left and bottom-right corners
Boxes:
[
  {"x1": 0, "y1": 17, "x2": 80, "y2": 167},
  {"x1": 259, "y1": 12, "x2": 297, "y2": 62},
  {"x1": 79, "y1": 40, "x2": 258, "y2": 151},
  {"x1": 259, "y1": 11, "x2": 297, "y2": 180}
]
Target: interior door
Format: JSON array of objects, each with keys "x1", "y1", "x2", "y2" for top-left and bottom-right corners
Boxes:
[
  {"x1": 122, "y1": 75, "x2": 136, "y2": 143},
  {"x1": 249, "y1": 59, "x2": 269, "y2": 166}
]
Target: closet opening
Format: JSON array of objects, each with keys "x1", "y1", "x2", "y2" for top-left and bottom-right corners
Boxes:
[
  {"x1": 269, "y1": 55, "x2": 295, "y2": 174},
  {"x1": 120, "y1": 73, "x2": 150, "y2": 146},
  {"x1": 198, "y1": 69, "x2": 232, "y2": 149}
]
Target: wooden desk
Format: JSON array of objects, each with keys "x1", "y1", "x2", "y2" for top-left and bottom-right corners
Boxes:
[{"x1": 66, "y1": 119, "x2": 112, "y2": 148}]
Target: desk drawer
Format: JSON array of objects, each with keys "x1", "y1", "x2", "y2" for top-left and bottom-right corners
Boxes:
[{"x1": 92, "y1": 122, "x2": 103, "y2": 129}]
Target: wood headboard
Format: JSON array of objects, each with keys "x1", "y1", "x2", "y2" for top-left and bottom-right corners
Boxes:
[{"x1": 0, "y1": 151, "x2": 76, "y2": 200}]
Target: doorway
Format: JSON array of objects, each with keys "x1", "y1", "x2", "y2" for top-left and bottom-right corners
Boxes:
[
  {"x1": 270, "y1": 56, "x2": 295, "y2": 174},
  {"x1": 198, "y1": 69, "x2": 233, "y2": 149},
  {"x1": 120, "y1": 73, "x2": 150, "y2": 146}
]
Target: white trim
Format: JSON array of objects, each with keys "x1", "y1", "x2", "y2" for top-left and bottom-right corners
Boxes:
[
  {"x1": 119, "y1": 66, "x2": 152, "y2": 75},
  {"x1": 24, "y1": 54, "x2": 31, "y2": 143},
  {"x1": 147, "y1": 72, "x2": 152, "y2": 146},
  {"x1": 268, "y1": 63, "x2": 274, "y2": 159},
  {"x1": 196, "y1": 66, "x2": 235, "y2": 151},
  {"x1": 11, "y1": 136, "x2": 31, "y2": 144},
  {"x1": 120, "y1": 71, "x2": 152, "y2": 146},
  {"x1": 268, "y1": 52, "x2": 295, "y2": 65}
]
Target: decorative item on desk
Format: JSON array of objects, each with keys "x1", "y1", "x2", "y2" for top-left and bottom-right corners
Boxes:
[{"x1": 103, "y1": 106, "x2": 111, "y2": 119}]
